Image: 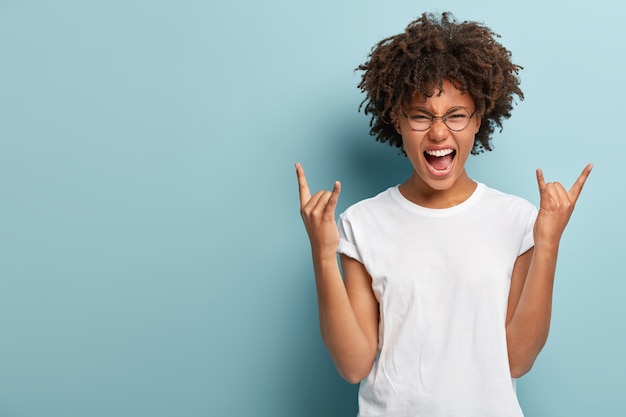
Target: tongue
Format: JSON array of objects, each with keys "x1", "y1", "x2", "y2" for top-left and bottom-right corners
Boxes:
[{"x1": 426, "y1": 154, "x2": 453, "y2": 171}]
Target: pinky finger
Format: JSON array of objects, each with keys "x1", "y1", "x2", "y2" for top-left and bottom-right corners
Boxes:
[{"x1": 323, "y1": 181, "x2": 341, "y2": 220}]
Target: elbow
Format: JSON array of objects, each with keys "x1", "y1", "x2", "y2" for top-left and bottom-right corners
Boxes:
[
  {"x1": 509, "y1": 360, "x2": 534, "y2": 378},
  {"x1": 337, "y1": 358, "x2": 374, "y2": 384},
  {"x1": 339, "y1": 368, "x2": 370, "y2": 385},
  {"x1": 325, "y1": 341, "x2": 377, "y2": 385},
  {"x1": 508, "y1": 348, "x2": 541, "y2": 378},
  {"x1": 343, "y1": 374, "x2": 364, "y2": 385},
  {"x1": 336, "y1": 356, "x2": 375, "y2": 385},
  {"x1": 506, "y1": 328, "x2": 548, "y2": 378}
]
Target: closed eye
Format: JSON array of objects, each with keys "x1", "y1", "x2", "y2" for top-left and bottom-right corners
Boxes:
[
  {"x1": 445, "y1": 107, "x2": 470, "y2": 119},
  {"x1": 408, "y1": 114, "x2": 432, "y2": 122}
]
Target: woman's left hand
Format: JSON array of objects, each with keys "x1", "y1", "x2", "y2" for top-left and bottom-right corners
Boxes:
[{"x1": 533, "y1": 164, "x2": 593, "y2": 246}]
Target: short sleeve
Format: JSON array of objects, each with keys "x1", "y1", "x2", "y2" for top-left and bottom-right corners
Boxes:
[
  {"x1": 519, "y1": 204, "x2": 538, "y2": 255},
  {"x1": 337, "y1": 212, "x2": 363, "y2": 263}
]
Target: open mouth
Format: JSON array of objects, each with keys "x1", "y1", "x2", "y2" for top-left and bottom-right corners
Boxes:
[{"x1": 424, "y1": 148, "x2": 456, "y2": 174}]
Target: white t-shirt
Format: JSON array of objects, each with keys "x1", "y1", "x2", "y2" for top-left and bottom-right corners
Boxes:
[{"x1": 337, "y1": 182, "x2": 537, "y2": 417}]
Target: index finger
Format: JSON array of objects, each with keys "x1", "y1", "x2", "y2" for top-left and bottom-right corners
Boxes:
[
  {"x1": 568, "y1": 163, "x2": 593, "y2": 202},
  {"x1": 295, "y1": 162, "x2": 311, "y2": 207}
]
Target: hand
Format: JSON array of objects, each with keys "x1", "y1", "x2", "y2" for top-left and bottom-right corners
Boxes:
[
  {"x1": 533, "y1": 164, "x2": 593, "y2": 246},
  {"x1": 296, "y1": 163, "x2": 341, "y2": 259}
]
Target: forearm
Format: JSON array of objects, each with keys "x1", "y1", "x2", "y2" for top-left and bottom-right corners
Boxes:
[
  {"x1": 506, "y1": 242, "x2": 558, "y2": 377},
  {"x1": 296, "y1": 164, "x2": 378, "y2": 383},
  {"x1": 312, "y1": 253, "x2": 377, "y2": 383}
]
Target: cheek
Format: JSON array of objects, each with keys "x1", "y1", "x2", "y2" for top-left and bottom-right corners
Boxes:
[
  {"x1": 458, "y1": 135, "x2": 476, "y2": 159},
  {"x1": 402, "y1": 136, "x2": 425, "y2": 163}
]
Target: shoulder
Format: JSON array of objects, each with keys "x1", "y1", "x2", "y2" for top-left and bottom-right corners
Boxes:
[
  {"x1": 340, "y1": 186, "x2": 399, "y2": 220},
  {"x1": 481, "y1": 183, "x2": 536, "y2": 208},
  {"x1": 478, "y1": 183, "x2": 538, "y2": 221}
]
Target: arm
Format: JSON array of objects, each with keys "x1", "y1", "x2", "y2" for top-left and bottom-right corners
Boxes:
[
  {"x1": 296, "y1": 163, "x2": 379, "y2": 383},
  {"x1": 505, "y1": 164, "x2": 593, "y2": 378}
]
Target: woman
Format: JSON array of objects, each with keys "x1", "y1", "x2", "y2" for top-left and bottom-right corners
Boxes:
[{"x1": 296, "y1": 12, "x2": 591, "y2": 416}]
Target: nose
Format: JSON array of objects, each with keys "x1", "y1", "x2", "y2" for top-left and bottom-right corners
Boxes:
[{"x1": 428, "y1": 118, "x2": 449, "y2": 141}]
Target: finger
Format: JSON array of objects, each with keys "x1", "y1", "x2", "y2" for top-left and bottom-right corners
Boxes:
[
  {"x1": 302, "y1": 190, "x2": 326, "y2": 216},
  {"x1": 548, "y1": 181, "x2": 570, "y2": 206},
  {"x1": 536, "y1": 168, "x2": 547, "y2": 193},
  {"x1": 322, "y1": 181, "x2": 341, "y2": 221},
  {"x1": 295, "y1": 162, "x2": 311, "y2": 208},
  {"x1": 301, "y1": 191, "x2": 326, "y2": 224},
  {"x1": 568, "y1": 163, "x2": 593, "y2": 202}
]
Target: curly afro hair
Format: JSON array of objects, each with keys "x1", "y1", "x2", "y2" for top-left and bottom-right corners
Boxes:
[{"x1": 357, "y1": 12, "x2": 523, "y2": 154}]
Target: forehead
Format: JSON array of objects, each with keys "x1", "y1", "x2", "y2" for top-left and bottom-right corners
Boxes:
[{"x1": 410, "y1": 79, "x2": 474, "y2": 109}]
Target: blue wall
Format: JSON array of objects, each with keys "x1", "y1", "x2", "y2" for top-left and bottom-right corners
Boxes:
[{"x1": 1, "y1": 1, "x2": 623, "y2": 416}]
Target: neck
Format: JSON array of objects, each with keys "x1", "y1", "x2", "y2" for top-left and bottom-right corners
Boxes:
[{"x1": 399, "y1": 171, "x2": 477, "y2": 209}]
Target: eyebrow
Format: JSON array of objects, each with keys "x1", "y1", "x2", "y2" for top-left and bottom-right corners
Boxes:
[
  {"x1": 408, "y1": 106, "x2": 465, "y2": 113},
  {"x1": 408, "y1": 107, "x2": 432, "y2": 113}
]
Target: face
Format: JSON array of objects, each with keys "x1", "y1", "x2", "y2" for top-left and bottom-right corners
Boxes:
[{"x1": 395, "y1": 79, "x2": 481, "y2": 198}]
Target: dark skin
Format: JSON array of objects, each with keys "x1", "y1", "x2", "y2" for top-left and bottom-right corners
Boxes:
[
  {"x1": 297, "y1": 83, "x2": 592, "y2": 380},
  {"x1": 297, "y1": 11, "x2": 593, "y2": 384},
  {"x1": 297, "y1": 161, "x2": 591, "y2": 381},
  {"x1": 357, "y1": 12, "x2": 524, "y2": 155}
]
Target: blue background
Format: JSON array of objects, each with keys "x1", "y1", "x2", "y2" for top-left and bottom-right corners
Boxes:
[{"x1": 0, "y1": 1, "x2": 622, "y2": 416}]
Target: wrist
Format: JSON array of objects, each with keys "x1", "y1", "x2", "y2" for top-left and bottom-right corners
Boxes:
[
  {"x1": 532, "y1": 239, "x2": 560, "y2": 257},
  {"x1": 311, "y1": 245, "x2": 339, "y2": 263}
]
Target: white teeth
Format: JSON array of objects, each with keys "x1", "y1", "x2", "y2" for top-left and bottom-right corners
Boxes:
[{"x1": 425, "y1": 149, "x2": 454, "y2": 157}]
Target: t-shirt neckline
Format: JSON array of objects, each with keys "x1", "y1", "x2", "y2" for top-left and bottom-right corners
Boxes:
[{"x1": 390, "y1": 181, "x2": 485, "y2": 217}]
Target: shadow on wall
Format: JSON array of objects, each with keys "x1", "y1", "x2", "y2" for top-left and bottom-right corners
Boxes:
[
  {"x1": 277, "y1": 262, "x2": 359, "y2": 417},
  {"x1": 321, "y1": 111, "x2": 410, "y2": 211},
  {"x1": 281, "y1": 114, "x2": 408, "y2": 417}
]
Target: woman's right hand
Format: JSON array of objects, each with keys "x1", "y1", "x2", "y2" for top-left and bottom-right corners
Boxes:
[{"x1": 296, "y1": 163, "x2": 341, "y2": 260}]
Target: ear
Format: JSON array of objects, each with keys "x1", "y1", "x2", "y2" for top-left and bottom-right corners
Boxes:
[
  {"x1": 394, "y1": 119, "x2": 402, "y2": 135},
  {"x1": 473, "y1": 114, "x2": 482, "y2": 134},
  {"x1": 392, "y1": 111, "x2": 402, "y2": 134}
]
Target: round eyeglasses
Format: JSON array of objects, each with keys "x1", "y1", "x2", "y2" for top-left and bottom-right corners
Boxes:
[{"x1": 402, "y1": 106, "x2": 477, "y2": 132}]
